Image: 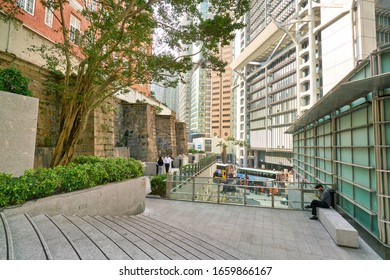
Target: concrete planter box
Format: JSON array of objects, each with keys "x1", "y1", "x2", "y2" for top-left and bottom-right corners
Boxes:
[
  {"x1": 0, "y1": 90, "x2": 39, "y2": 177},
  {"x1": 4, "y1": 177, "x2": 147, "y2": 217}
]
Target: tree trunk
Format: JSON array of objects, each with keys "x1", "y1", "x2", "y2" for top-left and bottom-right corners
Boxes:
[
  {"x1": 50, "y1": 99, "x2": 90, "y2": 167},
  {"x1": 221, "y1": 147, "x2": 227, "y2": 164}
]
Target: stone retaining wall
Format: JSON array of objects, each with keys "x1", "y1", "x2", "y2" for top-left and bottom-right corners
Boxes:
[{"x1": 3, "y1": 177, "x2": 147, "y2": 217}]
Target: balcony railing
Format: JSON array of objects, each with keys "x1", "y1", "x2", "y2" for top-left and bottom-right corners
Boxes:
[{"x1": 166, "y1": 175, "x2": 334, "y2": 211}]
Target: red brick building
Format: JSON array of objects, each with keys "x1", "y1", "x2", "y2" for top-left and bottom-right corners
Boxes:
[{"x1": 2, "y1": 0, "x2": 150, "y2": 96}]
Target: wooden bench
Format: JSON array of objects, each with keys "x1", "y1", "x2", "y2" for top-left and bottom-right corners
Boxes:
[{"x1": 317, "y1": 207, "x2": 359, "y2": 248}]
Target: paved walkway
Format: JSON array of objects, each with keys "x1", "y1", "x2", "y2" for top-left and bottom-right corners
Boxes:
[{"x1": 143, "y1": 198, "x2": 382, "y2": 260}]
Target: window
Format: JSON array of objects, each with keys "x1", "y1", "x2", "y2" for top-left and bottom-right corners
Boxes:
[
  {"x1": 44, "y1": 0, "x2": 54, "y2": 27},
  {"x1": 17, "y1": 0, "x2": 35, "y2": 15},
  {"x1": 69, "y1": 15, "x2": 81, "y2": 44},
  {"x1": 86, "y1": 0, "x2": 98, "y2": 11}
]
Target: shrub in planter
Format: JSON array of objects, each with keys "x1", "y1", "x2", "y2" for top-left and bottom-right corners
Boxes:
[
  {"x1": 0, "y1": 156, "x2": 145, "y2": 208},
  {"x1": 0, "y1": 67, "x2": 33, "y2": 96},
  {"x1": 150, "y1": 174, "x2": 167, "y2": 197}
]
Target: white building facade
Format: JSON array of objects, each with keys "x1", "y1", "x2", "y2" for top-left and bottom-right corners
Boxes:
[{"x1": 232, "y1": 0, "x2": 389, "y2": 170}]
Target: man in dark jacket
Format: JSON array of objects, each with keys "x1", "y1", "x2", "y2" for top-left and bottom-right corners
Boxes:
[{"x1": 304, "y1": 184, "x2": 331, "y2": 220}]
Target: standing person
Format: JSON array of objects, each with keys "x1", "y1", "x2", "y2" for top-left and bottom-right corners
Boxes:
[
  {"x1": 164, "y1": 155, "x2": 172, "y2": 174},
  {"x1": 305, "y1": 184, "x2": 331, "y2": 220},
  {"x1": 157, "y1": 156, "x2": 164, "y2": 175},
  {"x1": 264, "y1": 179, "x2": 270, "y2": 196}
]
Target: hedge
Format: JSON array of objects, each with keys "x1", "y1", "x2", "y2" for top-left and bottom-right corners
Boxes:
[
  {"x1": 150, "y1": 174, "x2": 167, "y2": 197},
  {"x1": 0, "y1": 156, "x2": 144, "y2": 207}
]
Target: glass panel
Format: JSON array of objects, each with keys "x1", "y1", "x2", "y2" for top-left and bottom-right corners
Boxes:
[
  {"x1": 353, "y1": 147, "x2": 369, "y2": 166},
  {"x1": 354, "y1": 186, "x2": 370, "y2": 209},
  {"x1": 324, "y1": 147, "x2": 332, "y2": 159},
  {"x1": 384, "y1": 99, "x2": 390, "y2": 119},
  {"x1": 369, "y1": 147, "x2": 375, "y2": 168},
  {"x1": 372, "y1": 217, "x2": 379, "y2": 238},
  {"x1": 370, "y1": 169, "x2": 376, "y2": 189},
  {"x1": 368, "y1": 126, "x2": 374, "y2": 146},
  {"x1": 324, "y1": 135, "x2": 332, "y2": 146},
  {"x1": 340, "y1": 197, "x2": 354, "y2": 216},
  {"x1": 355, "y1": 206, "x2": 371, "y2": 231},
  {"x1": 368, "y1": 105, "x2": 373, "y2": 123},
  {"x1": 352, "y1": 108, "x2": 367, "y2": 126},
  {"x1": 324, "y1": 122, "x2": 331, "y2": 134},
  {"x1": 386, "y1": 124, "x2": 390, "y2": 144},
  {"x1": 352, "y1": 128, "x2": 368, "y2": 146},
  {"x1": 339, "y1": 131, "x2": 351, "y2": 146},
  {"x1": 340, "y1": 148, "x2": 352, "y2": 163},
  {"x1": 371, "y1": 191, "x2": 378, "y2": 213},
  {"x1": 353, "y1": 167, "x2": 370, "y2": 187},
  {"x1": 339, "y1": 179, "x2": 353, "y2": 198},
  {"x1": 339, "y1": 114, "x2": 351, "y2": 130}
]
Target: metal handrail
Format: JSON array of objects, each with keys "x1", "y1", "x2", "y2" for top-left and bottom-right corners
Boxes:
[{"x1": 167, "y1": 174, "x2": 335, "y2": 211}]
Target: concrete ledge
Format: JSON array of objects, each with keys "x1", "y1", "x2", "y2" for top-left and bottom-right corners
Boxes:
[
  {"x1": 3, "y1": 177, "x2": 147, "y2": 217},
  {"x1": 0, "y1": 90, "x2": 39, "y2": 176},
  {"x1": 318, "y1": 207, "x2": 359, "y2": 248}
]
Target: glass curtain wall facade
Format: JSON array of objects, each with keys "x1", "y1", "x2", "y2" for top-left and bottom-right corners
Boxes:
[
  {"x1": 233, "y1": 0, "x2": 390, "y2": 170},
  {"x1": 179, "y1": 0, "x2": 212, "y2": 140},
  {"x1": 232, "y1": 0, "x2": 297, "y2": 169},
  {"x1": 190, "y1": 66, "x2": 211, "y2": 138},
  {"x1": 289, "y1": 47, "x2": 390, "y2": 256}
]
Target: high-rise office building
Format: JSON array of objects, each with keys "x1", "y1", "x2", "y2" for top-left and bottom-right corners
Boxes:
[
  {"x1": 151, "y1": 82, "x2": 179, "y2": 114},
  {"x1": 232, "y1": 0, "x2": 389, "y2": 170},
  {"x1": 211, "y1": 43, "x2": 234, "y2": 139},
  {"x1": 232, "y1": 0, "x2": 296, "y2": 169},
  {"x1": 180, "y1": 0, "x2": 234, "y2": 141}
]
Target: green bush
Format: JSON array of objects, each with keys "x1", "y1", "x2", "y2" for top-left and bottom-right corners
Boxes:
[
  {"x1": 71, "y1": 155, "x2": 104, "y2": 165},
  {"x1": 150, "y1": 174, "x2": 167, "y2": 197},
  {"x1": 0, "y1": 156, "x2": 145, "y2": 208},
  {"x1": 188, "y1": 149, "x2": 205, "y2": 154},
  {"x1": 0, "y1": 67, "x2": 33, "y2": 96}
]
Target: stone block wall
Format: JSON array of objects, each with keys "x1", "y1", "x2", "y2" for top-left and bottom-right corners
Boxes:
[
  {"x1": 122, "y1": 103, "x2": 158, "y2": 162},
  {"x1": 175, "y1": 122, "x2": 188, "y2": 155},
  {"x1": 0, "y1": 52, "x2": 61, "y2": 148},
  {"x1": 156, "y1": 114, "x2": 177, "y2": 157},
  {"x1": 1, "y1": 51, "x2": 187, "y2": 168},
  {"x1": 91, "y1": 100, "x2": 117, "y2": 157}
]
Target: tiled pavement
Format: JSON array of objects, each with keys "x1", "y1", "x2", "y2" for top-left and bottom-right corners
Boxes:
[
  {"x1": 143, "y1": 198, "x2": 382, "y2": 260},
  {"x1": 0, "y1": 195, "x2": 382, "y2": 260}
]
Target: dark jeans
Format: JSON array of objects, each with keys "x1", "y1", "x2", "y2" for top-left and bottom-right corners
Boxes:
[
  {"x1": 310, "y1": 200, "x2": 329, "y2": 216},
  {"x1": 165, "y1": 163, "x2": 170, "y2": 173}
]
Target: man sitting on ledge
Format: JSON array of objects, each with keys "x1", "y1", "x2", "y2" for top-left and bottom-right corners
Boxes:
[{"x1": 304, "y1": 184, "x2": 331, "y2": 220}]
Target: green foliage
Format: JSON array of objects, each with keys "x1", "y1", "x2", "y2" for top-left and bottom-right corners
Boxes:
[
  {"x1": 1, "y1": 0, "x2": 250, "y2": 166},
  {"x1": 0, "y1": 156, "x2": 144, "y2": 207},
  {"x1": 150, "y1": 174, "x2": 167, "y2": 197},
  {"x1": 188, "y1": 149, "x2": 205, "y2": 154},
  {"x1": 0, "y1": 67, "x2": 33, "y2": 96}
]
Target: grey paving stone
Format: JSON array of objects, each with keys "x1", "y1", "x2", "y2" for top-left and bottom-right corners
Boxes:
[
  {"x1": 49, "y1": 214, "x2": 108, "y2": 260},
  {"x1": 31, "y1": 214, "x2": 81, "y2": 260},
  {"x1": 108, "y1": 216, "x2": 186, "y2": 259},
  {"x1": 0, "y1": 213, "x2": 9, "y2": 260},
  {"x1": 6, "y1": 214, "x2": 47, "y2": 260},
  {"x1": 94, "y1": 215, "x2": 169, "y2": 260},
  {"x1": 65, "y1": 215, "x2": 131, "y2": 260},
  {"x1": 84, "y1": 215, "x2": 153, "y2": 260}
]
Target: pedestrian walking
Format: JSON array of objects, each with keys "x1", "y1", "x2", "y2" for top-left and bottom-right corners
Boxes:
[{"x1": 157, "y1": 156, "x2": 164, "y2": 175}]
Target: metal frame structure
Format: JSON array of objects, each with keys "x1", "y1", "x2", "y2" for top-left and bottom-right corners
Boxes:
[{"x1": 288, "y1": 46, "x2": 390, "y2": 248}]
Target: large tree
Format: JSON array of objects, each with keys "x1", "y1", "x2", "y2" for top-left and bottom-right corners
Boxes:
[{"x1": 1, "y1": 0, "x2": 249, "y2": 166}]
